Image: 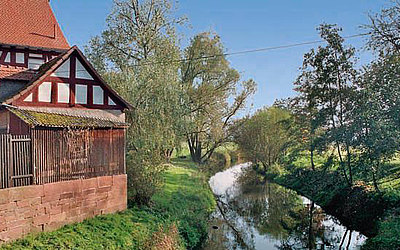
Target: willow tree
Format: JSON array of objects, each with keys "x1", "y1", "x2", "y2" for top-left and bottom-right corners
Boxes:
[
  {"x1": 85, "y1": 0, "x2": 187, "y2": 204},
  {"x1": 234, "y1": 107, "x2": 291, "y2": 171},
  {"x1": 181, "y1": 32, "x2": 256, "y2": 164}
]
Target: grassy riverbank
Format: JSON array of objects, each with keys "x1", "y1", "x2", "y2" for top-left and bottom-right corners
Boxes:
[
  {"x1": 259, "y1": 162, "x2": 400, "y2": 250},
  {"x1": 1, "y1": 159, "x2": 216, "y2": 250}
]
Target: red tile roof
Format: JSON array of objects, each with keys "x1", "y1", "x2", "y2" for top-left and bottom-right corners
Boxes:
[
  {"x1": 0, "y1": 65, "x2": 36, "y2": 81},
  {"x1": 0, "y1": 0, "x2": 70, "y2": 50}
]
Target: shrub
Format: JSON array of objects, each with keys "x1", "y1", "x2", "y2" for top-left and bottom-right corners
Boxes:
[
  {"x1": 209, "y1": 150, "x2": 231, "y2": 168},
  {"x1": 127, "y1": 151, "x2": 167, "y2": 206},
  {"x1": 363, "y1": 215, "x2": 400, "y2": 250},
  {"x1": 146, "y1": 224, "x2": 184, "y2": 250},
  {"x1": 381, "y1": 188, "x2": 400, "y2": 208},
  {"x1": 265, "y1": 163, "x2": 285, "y2": 180}
]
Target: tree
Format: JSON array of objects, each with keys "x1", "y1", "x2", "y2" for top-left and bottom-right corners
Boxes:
[
  {"x1": 292, "y1": 64, "x2": 324, "y2": 171},
  {"x1": 85, "y1": 0, "x2": 187, "y2": 204},
  {"x1": 351, "y1": 55, "x2": 400, "y2": 191},
  {"x1": 235, "y1": 107, "x2": 291, "y2": 171},
  {"x1": 181, "y1": 32, "x2": 256, "y2": 164},
  {"x1": 293, "y1": 24, "x2": 357, "y2": 185},
  {"x1": 364, "y1": 0, "x2": 400, "y2": 55},
  {"x1": 86, "y1": 0, "x2": 187, "y2": 71}
]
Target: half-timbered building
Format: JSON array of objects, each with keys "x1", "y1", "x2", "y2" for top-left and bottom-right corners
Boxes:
[{"x1": 0, "y1": 0, "x2": 129, "y2": 242}]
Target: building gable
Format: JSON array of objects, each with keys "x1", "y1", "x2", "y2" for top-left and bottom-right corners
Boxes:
[{"x1": 4, "y1": 47, "x2": 131, "y2": 111}]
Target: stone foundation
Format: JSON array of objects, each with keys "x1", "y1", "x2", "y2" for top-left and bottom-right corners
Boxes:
[{"x1": 0, "y1": 174, "x2": 127, "y2": 243}]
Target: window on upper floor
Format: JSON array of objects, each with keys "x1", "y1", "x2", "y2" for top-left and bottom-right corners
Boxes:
[
  {"x1": 24, "y1": 93, "x2": 33, "y2": 102},
  {"x1": 76, "y1": 59, "x2": 94, "y2": 80},
  {"x1": 57, "y1": 83, "x2": 70, "y2": 103},
  {"x1": 93, "y1": 86, "x2": 104, "y2": 105},
  {"x1": 28, "y1": 58, "x2": 45, "y2": 70},
  {"x1": 16, "y1": 53, "x2": 25, "y2": 64},
  {"x1": 108, "y1": 97, "x2": 116, "y2": 106},
  {"x1": 38, "y1": 82, "x2": 52, "y2": 103},
  {"x1": 51, "y1": 59, "x2": 70, "y2": 78},
  {"x1": 28, "y1": 53, "x2": 47, "y2": 70},
  {"x1": 75, "y1": 84, "x2": 88, "y2": 104},
  {"x1": 4, "y1": 52, "x2": 10, "y2": 63}
]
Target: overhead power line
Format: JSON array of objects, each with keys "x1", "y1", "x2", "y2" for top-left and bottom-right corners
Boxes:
[
  {"x1": 130, "y1": 32, "x2": 370, "y2": 67},
  {"x1": 38, "y1": 32, "x2": 370, "y2": 72}
]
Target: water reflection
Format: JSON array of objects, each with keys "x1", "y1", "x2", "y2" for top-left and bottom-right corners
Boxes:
[{"x1": 205, "y1": 164, "x2": 366, "y2": 250}]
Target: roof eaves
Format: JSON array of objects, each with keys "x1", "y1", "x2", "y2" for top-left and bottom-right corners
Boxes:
[{"x1": 0, "y1": 43, "x2": 69, "y2": 53}]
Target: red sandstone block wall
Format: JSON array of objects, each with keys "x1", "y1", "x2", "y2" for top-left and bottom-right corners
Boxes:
[{"x1": 0, "y1": 174, "x2": 127, "y2": 244}]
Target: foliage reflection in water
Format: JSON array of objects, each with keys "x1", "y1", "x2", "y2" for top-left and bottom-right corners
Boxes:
[{"x1": 204, "y1": 163, "x2": 367, "y2": 250}]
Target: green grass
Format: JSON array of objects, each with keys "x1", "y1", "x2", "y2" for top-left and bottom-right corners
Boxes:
[
  {"x1": 1, "y1": 159, "x2": 216, "y2": 250},
  {"x1": 152, "y1": 161, "x2": 216, "y2": 248},
  {"x1": 1, "y1": 208, "x2": 171, "y2": 250},
  {"x1": 378, "y1": 161, "x2": 400, "y2": 191}
]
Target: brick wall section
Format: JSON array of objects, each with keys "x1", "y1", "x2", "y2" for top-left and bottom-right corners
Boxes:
[{"x1": 0, "y1": 174, "x2": 127, "y2": 244}]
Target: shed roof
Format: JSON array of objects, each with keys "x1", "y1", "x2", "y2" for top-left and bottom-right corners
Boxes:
[
  {"x1": 6, "y1": 107, "x2": 129, "y2": 129},
  {"x1": 0, "y1": 0, "x2": 70, "y2": 50}
]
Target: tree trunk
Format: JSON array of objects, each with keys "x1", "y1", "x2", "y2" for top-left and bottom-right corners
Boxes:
[
  {"x1": 187, "y1": 134, "x2": 202, "y2": 163},
  {"x1": 163, "y1": 148, "x2": 174, "y2": 163},
  {"x1": 346, "y1": 231, "x2": 352, "y2": 249},
  {"x1": 310, "y1": 147, "x2": 315, "y2": 171},
  {"x1": 336, "y1": 142, "x2": 350, "y2": 186},
  {"x1": 261, "y1": 161, "x2": 268, "y2": 174},
  {"x1": 346, "y1": 144, "x2": 353, "y2": 184},
  {"x1": 372, "y1": 166, "x2": 381, "y2": 193}
]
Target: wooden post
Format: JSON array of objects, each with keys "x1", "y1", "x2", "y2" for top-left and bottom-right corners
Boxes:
[
  {"x1": 31, "y1": 129, "x2": 36, "y2": 185},
  {"x1": 8, "y1": 135, "x2": 13, "y2": 188}
]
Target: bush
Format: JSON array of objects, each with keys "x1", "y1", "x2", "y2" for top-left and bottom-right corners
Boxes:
[
  {"x1": 363, "y1": 214, "x2": 400, "y2": 250},
  {"x1": 381, "y1": 188, "x2": 400, "y2": 208},
  {"x1": 230, "y1": 149, "x2": 243, "y2": 164},
  {"x1": 209, "y1": 150, "x2": 230, "y2": 168},
  {"x1": 265, "y1": 163, "x2": 285, "y2": 180},
  {"x1": 127, "y1": 151, "x2": 167, "y2": 206}
]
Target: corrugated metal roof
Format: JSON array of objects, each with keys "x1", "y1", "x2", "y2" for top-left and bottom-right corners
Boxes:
[
  {"x1": 18, "y1": 107, "x2": 126, "y2": 124},
  {"x1": 6, "y1": 107, "x2": 129, "y2": 129}
]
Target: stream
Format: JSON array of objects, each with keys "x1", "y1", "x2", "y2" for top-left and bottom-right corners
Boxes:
[{"x1": 203, "y1": 163, "x2": 367, "y2": 250}]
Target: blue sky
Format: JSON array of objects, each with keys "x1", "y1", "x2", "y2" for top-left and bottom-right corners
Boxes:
[{"x1": 51, "y1": 0, "x2": 388, "y2": 111}]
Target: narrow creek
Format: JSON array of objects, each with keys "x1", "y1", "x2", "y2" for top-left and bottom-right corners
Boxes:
[{"x1": 203, "y1": 163, "x2": 367, "y2": 250}]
